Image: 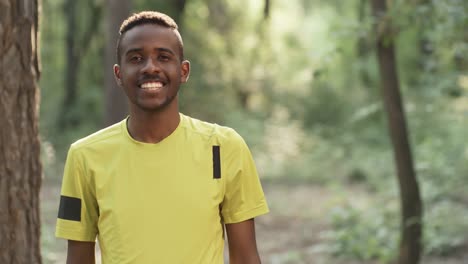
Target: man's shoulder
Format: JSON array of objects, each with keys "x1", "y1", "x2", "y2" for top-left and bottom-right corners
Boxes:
[
  {"x1": 70, "y1": 120, "x2": 124, "y2": 151},
  {"x1": 181, "y1": 114, "x2": 241, "y2": 142}
]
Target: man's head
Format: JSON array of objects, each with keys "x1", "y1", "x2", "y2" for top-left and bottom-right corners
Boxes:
[
  {"x1": 114, "y1": 11, "x2": 190, "y2": 113},
  {"x1": 116, "y1": 11, "x2": 184, "y2": 63}
]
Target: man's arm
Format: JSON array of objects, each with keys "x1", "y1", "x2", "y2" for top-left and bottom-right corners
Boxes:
[
  {"x1": 225, "y1": 218, "x2": 261, "y2": 264},
  {"x1": 66, "y1": 240, "x2": 96, "y2": 264}
]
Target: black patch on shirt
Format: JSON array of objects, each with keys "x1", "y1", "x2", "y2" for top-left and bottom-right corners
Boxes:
[
  {"x1": 213, "y1": 145, "x2": 221, "y2": 179},
  {"x1": 58, "y1": 195, "x2": 81, "y2": 221}
]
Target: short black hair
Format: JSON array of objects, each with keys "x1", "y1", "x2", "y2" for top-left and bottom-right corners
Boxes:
[{"x1": 116, "y1": 11, "x2": 184, "y2": 63}]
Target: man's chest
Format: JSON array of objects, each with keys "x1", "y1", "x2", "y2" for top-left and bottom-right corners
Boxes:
[
  {"x1": 88, "y1": 146, "x2": 227, "y2": 262},
  {"x1": 91, "y1": 147, "x2": 225, "y2": 227}
]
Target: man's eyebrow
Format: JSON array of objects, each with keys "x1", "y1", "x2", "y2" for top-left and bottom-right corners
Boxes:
[
  {"x1": 124, "y1": 47, "x2": 175, "y2": 56},
  {"x1": 156, "y1": 48, "x2": 175, "y2": 55},
  {"x1": 124, "y1": 48, "x2": 143, "y2": 56}
]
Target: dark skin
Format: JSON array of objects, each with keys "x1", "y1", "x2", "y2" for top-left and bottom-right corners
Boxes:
[
  {"x1": 66, "y1": 23, "x2": 262, "y2": 264},
  {"x1": 66, "y1": 241, "x2": 95, "y2": 264},
  {"x1": 226, "y1": 219, "x2": 262, "y2": 264},
  {"x1": 115, "y1": 23, "x2": 189, "y2": 143}
]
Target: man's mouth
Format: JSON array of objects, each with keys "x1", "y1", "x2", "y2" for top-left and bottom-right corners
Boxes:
[{"x1": 140, "y1": 81, "x2": 164, "y2": 90}]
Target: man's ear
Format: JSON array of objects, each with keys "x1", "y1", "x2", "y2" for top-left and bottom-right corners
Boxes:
[
  {"x1": 180, "y1": 60, "x2": 190, "y2": 83},
  {"x1": 113, "y1": 64, "x2": 122, "y2": 86}
]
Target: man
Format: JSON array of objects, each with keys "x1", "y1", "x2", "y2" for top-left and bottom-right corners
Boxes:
[{"x1": 55, "y1": 11, "x2": 269, "y2": 264}]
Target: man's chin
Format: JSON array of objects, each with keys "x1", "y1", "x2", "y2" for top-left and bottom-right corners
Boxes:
[{"x1": 137, "y1": 97, "x2": 176, "y2": 113}]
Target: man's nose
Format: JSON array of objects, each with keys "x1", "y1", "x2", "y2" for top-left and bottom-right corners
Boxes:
[{"x1": 142, "y1": 58, "x2": 161, "y2": 74}]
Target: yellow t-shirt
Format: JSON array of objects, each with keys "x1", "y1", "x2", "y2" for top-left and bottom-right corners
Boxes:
[{"x1": 55, "y1": 113, "x2": 269, "y2": 264}]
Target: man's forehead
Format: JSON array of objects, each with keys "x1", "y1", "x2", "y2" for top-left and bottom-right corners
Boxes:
[
  {"x1": 122, "y1": 24, "x2": 177, "y2": 42},
  {"x1": 122, "y1": 24, "x2": 179, "y2": 50}
]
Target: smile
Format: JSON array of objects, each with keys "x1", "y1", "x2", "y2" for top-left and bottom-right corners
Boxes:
[{"x1": 140, "y1": 81, "x2": 164, "y2": 90}]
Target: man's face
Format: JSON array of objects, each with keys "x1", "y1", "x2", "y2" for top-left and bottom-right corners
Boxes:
[{"x1": 114, "y1": 24, "x2": 190, "y2": 113}]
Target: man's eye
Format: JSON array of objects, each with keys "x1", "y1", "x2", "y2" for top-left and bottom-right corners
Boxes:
[
  {"x1": 130, "y1": 56, "x2": 143, "y2": 63},
  {"x1": 159, "y1": 55, "x2": 170, "y2": 61}
]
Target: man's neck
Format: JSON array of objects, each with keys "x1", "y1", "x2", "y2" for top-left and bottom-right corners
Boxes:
[{"x1": 127, "y1": 105, "x2": 180, "y2": 144}]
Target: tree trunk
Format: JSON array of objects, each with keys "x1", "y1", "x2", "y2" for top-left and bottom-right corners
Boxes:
[
  {"x1": 370, "y1": 1, "x2": 423, "y2": 264},
  {"x1": 0, "y1": 0, "x2": 42, "y2": 263},
  {"x1": 142, "y1": 0, "x2": 186, "y2": 28},
  {"x1": 59, "y1": 0, "x2": 80, "y2": 129},
  {"x1": 264, "y1": 0, "x2": 271, "y2": 19},
  {"x1": 171, "y1": 0, "x2": 187, "y2": 26},
  {"x1": 104, "y1": 0, "x2": 131, "y2": 126},
  {"x1": 60, "y1": 0, "x2": 103, "y2": 128}
]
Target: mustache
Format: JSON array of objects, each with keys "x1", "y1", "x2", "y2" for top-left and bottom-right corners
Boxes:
[{"x1": 138, "y1": 74, "x2": 165, "y2": 84}]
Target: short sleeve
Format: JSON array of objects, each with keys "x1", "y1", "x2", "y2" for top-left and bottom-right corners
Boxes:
[
  {"x1": 55, "y1": 145, "x2": 98, "y2": 241},
  {"x1": 220, "y1": 130, "x2": 269, "y2": 223}
]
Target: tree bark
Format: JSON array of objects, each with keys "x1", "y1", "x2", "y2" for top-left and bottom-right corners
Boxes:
[
  {"x1": 371, "y1": 1, "x2": 423, "y2": 263},
  {"x1": 104, "y1": 0, "x2": 132, "y2": 126},
  {"x1": 0, "y1": 0, "x2": 42, "y2": 263}
]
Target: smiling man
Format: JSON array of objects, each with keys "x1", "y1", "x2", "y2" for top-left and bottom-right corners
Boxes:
[{"x1": 55, "y1": 11, "x2": 269, "y2": 264}]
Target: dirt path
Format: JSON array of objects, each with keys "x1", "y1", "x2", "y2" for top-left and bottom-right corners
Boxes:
[{"x1": 40, "y1": 179, "x2": 467, "y2": 264}]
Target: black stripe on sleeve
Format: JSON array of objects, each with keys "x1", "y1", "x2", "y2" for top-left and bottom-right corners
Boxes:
[
  {"x1": 212, "y1": 145, "x2": 221, "y2": 179},
  {"x1": 58, "y1": 195, "x2": 81, "y2": 221}
]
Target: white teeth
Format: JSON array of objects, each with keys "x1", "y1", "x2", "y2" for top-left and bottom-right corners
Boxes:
[{"x1": 141, "y1": 82, "x2": 163, "y2": 90}]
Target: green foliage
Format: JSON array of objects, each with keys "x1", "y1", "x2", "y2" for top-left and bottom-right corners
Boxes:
[
  {"x1": 424, "y1": 200, "x2": 468, "y2": 255},
  {"x1": 40, "y1": 0, "x2": 105, "y2": 159},
  {"x1": 323, "y1": 189, "x2": 468, "y2": 262},
  {"x1": 324, "y1": 203, "x2": 399, "y2": 262},
  {"x1": 38, "y1": 0, "x2": 468, "y2": 260}
]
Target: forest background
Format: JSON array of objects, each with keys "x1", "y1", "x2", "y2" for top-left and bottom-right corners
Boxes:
[{"x1": 37, "y1": 0, "x2": 468, "y2": 263}]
